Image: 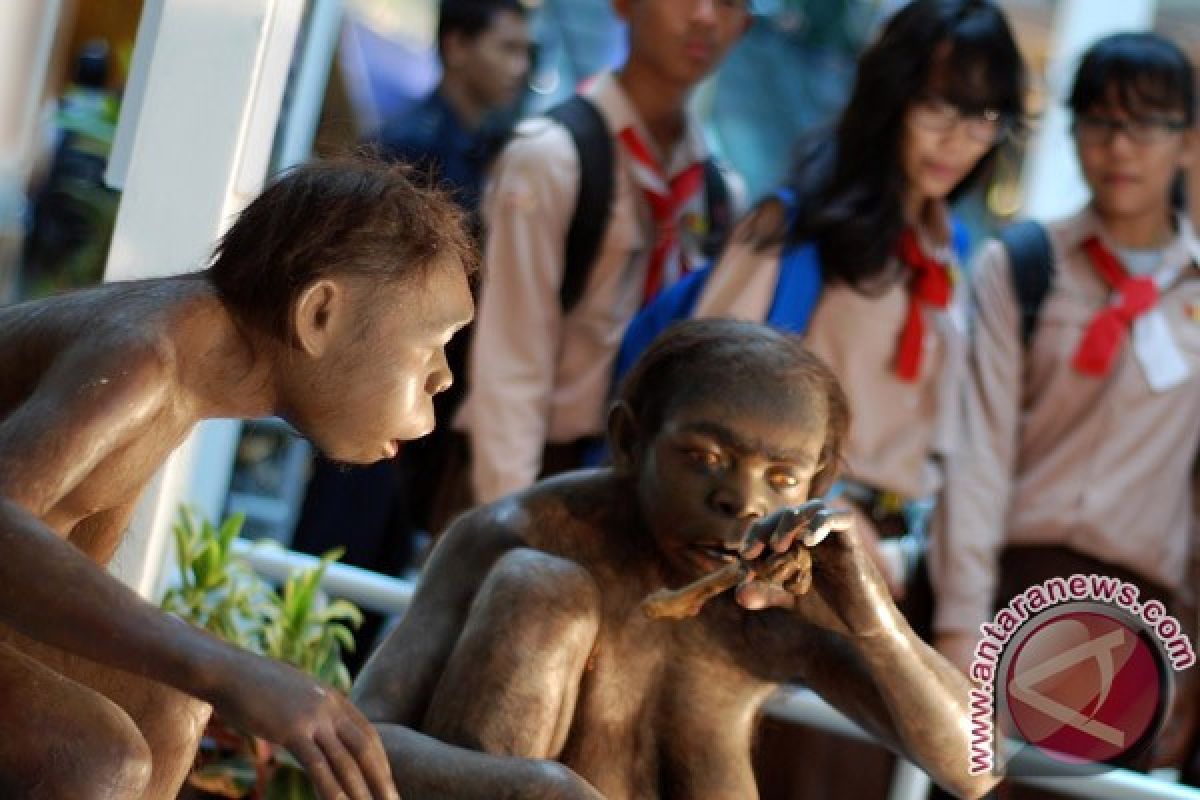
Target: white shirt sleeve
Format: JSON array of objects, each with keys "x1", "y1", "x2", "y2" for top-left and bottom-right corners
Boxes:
[
  {"x1": 929, "y1": 240, "x2": 1022, "y2": 635},
  {"x1": 461, "y1": 121, "x2": 578, "y2": 503}
]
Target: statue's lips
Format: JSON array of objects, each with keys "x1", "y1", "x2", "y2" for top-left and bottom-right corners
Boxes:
[{"x1": 689, "y1": 543, "x2": 740, "y2": 572}]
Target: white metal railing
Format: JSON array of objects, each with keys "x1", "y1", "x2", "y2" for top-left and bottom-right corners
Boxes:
[
  {"x1": 234, "y1": 537, "x2": 416, "y2": 613},
  {"x1": 234, "y1": 539, "x2": 1200, "y2": 800}
]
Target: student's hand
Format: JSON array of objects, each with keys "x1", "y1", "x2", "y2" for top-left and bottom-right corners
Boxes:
[
  {"x1": 735, "y1": 500, "x2": 896, "y2": 637},
  {"x1": 211, "y1": 651, "x2": 400, "y2": 800}
]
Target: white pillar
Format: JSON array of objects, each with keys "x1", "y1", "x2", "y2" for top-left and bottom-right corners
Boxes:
[
  {"x1": 274, "y1": 0, "x2": 345, "y2": 171},
  {"x1": 0, "y1": 0, "x2": 63, "y2": 179},
  {"x1": 0, "y1": 0, "x2": 65, "y2": 300},
  {"x1": 104, "y1": 0, "x2": 306, "y2": 598},
  {"x1": 1022, "y1": 0, "x2": 1157, "y2": 220}
]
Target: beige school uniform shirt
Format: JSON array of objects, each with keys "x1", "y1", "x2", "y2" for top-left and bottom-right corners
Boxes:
[
  {"x1": 694, "y1": 203, "x2": 969, "y2": 501},
  {"x1": 456, "y1": 74, "x2": 712, "y2": 503},
  {"x1": 930, "y1": 207, "x2": 1200, "y2": 636}
]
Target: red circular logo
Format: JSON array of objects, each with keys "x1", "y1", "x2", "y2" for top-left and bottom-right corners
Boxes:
[{"x1": 1003, "y1": 609, "x2": 1163, "y2": 765}]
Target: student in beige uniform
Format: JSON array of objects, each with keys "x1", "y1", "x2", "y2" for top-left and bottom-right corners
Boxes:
[
  {"x1": 455, "y1": 0, "x2": 749, "y2": 506},
  {"x1": 930, "y1": 32, "x2": 1200, "y2": 781}
]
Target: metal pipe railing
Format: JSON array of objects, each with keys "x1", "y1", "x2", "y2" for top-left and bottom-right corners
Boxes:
[
  {"x1": 234, "y1": 538, "x2": 417, "y2": 613},
  {"x1": 233, "y1": 538, "x2": 1200, "y2": 800}
]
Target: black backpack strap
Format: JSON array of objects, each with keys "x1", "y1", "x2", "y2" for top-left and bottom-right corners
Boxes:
[
  {"x1": 701, "y1": 158, "x2": 733, "y2": 259},
  {"x1": 545, "y1": 95, "x2": 614, "y2": 314},
  {"x1": 998, "y1": 220, "x2": 1055, "y2": 349}
]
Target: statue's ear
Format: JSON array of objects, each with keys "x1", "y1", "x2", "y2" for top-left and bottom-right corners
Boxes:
[
  {"x1": 607, "y1": 401, "x2": 642, "y2": 474},
  {"x1": 810, "y1": 460, "x2": 834, "y2": 500},
  {"x1": 810, "y1": 435, "x2": 842, "y2": 499},
  {"x1": 290, "y1": 278, "x2": 344, "y2": 357}
]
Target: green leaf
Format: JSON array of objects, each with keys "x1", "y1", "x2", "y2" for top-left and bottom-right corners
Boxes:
[
  {"x1": 265, "y1": 765, "x2": 318, "y2": 800},
  {"x1": 319, "y1": 546, "x2": 346, "y2": 564},
  {"x1": 328, "y1": 624, "x2": 356, "y2": 654},
  {"x1": 321, "y1": 600, "x2": 364, "y2": 627},
  {"x1": 172, "y1": 513, "x2": 192, "y2": 591},
  {"x1": 332, "y1": 663, "x2": 352, "y2": 693},
  {"x1": 166, "y1": 504, "x2": 362, "y2": 736},
  {"x1": 285, "y1": 574, "x2": 319, "y2": 636},
  {"x1": 218, "y1": 512, "x2": 246, "y2": 548}
]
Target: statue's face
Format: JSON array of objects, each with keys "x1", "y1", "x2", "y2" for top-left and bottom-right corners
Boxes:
[
  {"x1": 292, "y1": 261, "x2": 474, "y2": 465},
  {"x1": 634, "y1": 392, "x2": 824, "y2": 581}
]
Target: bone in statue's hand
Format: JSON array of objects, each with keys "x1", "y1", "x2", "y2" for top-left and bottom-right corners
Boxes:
[
  {"x1": 638, "y1": 505, "x2": 827, "y2": 621},
  {"x1": 735, "y1": 500, "x2": 851, "y2": 610},
  {"x1": 736, "y1": 500, "x2": 897, "y2": 637}
]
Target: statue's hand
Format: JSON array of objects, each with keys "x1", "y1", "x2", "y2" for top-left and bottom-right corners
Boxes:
[{"x1": 736, "y1": 500, "x2": 898, "y2": 638}]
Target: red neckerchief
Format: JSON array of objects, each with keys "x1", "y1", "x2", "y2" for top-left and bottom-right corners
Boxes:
[
  {"x1": 617, "y1": 126, "x2": 705, "y2": 304},
  {"x1": 1072, "y1": 236, "x2": 1158, "y2": 377},
  {"x1": 893, "y1": 227, "x2": 953, "y2": 382}
]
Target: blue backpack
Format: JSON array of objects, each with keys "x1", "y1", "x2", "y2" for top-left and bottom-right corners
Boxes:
[
  {"x1": 612, "y1": 196, "x2": 971, "y2": 387},
  {"x1": 613, "y1": 239, "x2": 823, "y2": 384}
]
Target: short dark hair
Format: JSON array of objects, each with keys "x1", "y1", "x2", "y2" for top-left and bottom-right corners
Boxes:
[
  {"x1": 437, "y1": 0, "x2": 526, "y2": 58},
  {"x1": 208, "y1": 156, "x2": 477, "y2": 339},
  {"x1": 1069, "y1": 32, "x2": 1195, "y2": 125},
  {"x1": 615, "y1": 319, "x2": 850, "y2": 498}
]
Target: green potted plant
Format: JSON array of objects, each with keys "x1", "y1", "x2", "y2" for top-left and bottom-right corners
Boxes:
[{"x1": 163, "y1": 508, "x2": 362, "y2": 800}]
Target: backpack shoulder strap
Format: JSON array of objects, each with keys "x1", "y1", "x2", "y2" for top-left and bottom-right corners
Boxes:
[
  {"x1": 701, "y1": 158, "x2": 733, "y2": 259},
  {"x1": 545, "y1": 95, "x2": 614, "y2": 314},
  {"x1": 997, "y1": 219, "x2": 1055, "y2": 350},
  {"x1": 949, "y1": 215, "x2": 971, "y2": 265},
  {"x1": 766, "y1": 242, "x2": 823, "y2": 334}
]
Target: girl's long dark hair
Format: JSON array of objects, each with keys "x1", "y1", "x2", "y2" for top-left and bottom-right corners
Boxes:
[{"x1": 766, "y1": 0, "x2": 1025, "y2": 291}]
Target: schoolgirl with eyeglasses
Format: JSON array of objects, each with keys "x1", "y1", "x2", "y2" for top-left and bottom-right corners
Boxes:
[{"x1": 931, "y1": 31, "x2": 1200, "y2": 788}]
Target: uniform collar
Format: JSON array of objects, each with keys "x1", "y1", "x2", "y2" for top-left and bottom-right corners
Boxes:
[
  {"x1": 584, "y1": 71, "x2": 709, "y2": 177},
  {"x1": 1061, "y1": 205, "x2": 1199, "y2": 281}
]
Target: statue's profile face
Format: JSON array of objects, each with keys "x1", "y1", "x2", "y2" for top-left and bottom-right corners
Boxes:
[{"x1": 291, "y1": 260, "x2": 474, "y2": 465}]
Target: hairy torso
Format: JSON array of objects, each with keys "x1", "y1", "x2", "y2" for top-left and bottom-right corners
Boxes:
[
  {"x1": 557, "y1": 595, "x2": 777, "y2": 799},
  {"x1": 487, "y1": 478, "x2": 811, "y2": 799}
]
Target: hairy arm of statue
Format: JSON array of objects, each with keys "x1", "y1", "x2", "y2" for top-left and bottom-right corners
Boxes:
[
  {"x1": 739, "y1": 503, "x2": 1000, "y2": 800},
  {"x1": 353, "y1": 513, "x2": 602, "y2": 800},
  {"x1": 0, "y1": 341, "x2": 397, "y2": 800}
]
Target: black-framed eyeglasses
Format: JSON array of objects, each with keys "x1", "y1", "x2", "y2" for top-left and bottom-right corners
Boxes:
[
  {"x1": 1072, "y1": 114, "x2": 1190, "y2": 147},
  {"x1": 669, "y1": 0, "x2": 751, "y2": 13},
  {"x1": 908, "y1": 95, "x2": 1013, "y2": 145}
]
